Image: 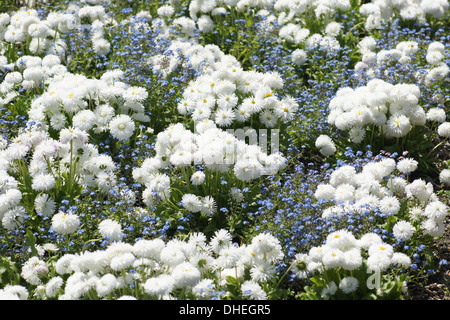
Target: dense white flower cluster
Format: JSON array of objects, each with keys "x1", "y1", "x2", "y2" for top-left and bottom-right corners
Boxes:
[
  {"x1": 0, "y1": 8, "x2": 71, "y2": 56},
  {"x1": 0, "y1": 125, "x2": 118, "y2": 230},
  {"x1": 78, "y1": 4, "x2": 114, "y2": 56},
  {"x1": 274, "y1": 0, "x2": 351, "y2": 21},
  {"x1": 0, "y1": 6, "x2": 137, "y2": 139},
  {"x1": 51, "y1": 211, "x2": 80, "y2": 235},
  {"x1": 0, "y1": 285, "x2": 29, "y2": 300},
  {"x1": 0, "y1": 3, "x2": 116, "y2": 59},
  {"x1": 0, "y1": 53, "x2": 65, "y2": 95},
  {"x1": 359, "y1": 0, "x2": 449, "y2": 30},
  {"x1": 278, "y1": 23, "x2": 341, "y2": 54},
  {"x1": 294, "y1": 229, "x2": 411, "y2": 298},
  {"x1": 24, "y1": 69, "x2": 147, "y2": 139},
  {"x1": 356, "y1": 38, "x2": 449, "y2": 85},
  {"x1": 37, "y1": 229, "x2": 283, "y2": 300},
  {"x1": 147, "y1": 40, "x2": 233, "y2": 77},
  {"x1": 21, "y1": 256, "x2": 49, "y2": 286},
  {"x1": 327, "y1": 79, "x2": 434, "y2": 142},
  {"x1": 315, "y1": 157, "x2": 448, "y2": 238},
  {"x1": 142, "y1": 12, "x2": 300, "y2": 129},
  {"x1": 181, "y1": 65, "x2": 298, "y2": 127},
  {"x1": 0, "y1": 0, "x2": 446, "y2": 302},
  {"x1": 132, "y1": 121, "x2": 287, "y2": 207}
]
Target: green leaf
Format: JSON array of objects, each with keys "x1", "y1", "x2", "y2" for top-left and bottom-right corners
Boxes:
[{"x1": 25, "y1": 229, "x2": 39, "y2": 257}]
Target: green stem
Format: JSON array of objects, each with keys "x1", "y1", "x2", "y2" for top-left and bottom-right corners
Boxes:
[{"x1": 276, "y1": 259, "x2": 296, "y2": 289}]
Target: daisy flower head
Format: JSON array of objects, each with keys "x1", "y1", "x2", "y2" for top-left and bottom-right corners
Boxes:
[
  {"x1": 358, "y1": 232, "x2": 383, "y2": 250},
  {"x1": 124, "y1": 86, "x2": 148, "y2": 103},
  {"x1": 426, "y1": 50, "x2": 443, "y2": 65},
  {"x1": 190, "y1": 171, "x2": 205, "y2": 185},
  {"x1": 51, "y1": 211, "x2": 80, "y2": 235},
  {"x1": 95, "y1": 273, "x2": 119, "y2": 297},
  {"x1": 437, "y1": 122, "x2": 450, "y2": 138},
  {"x1": 34, "y1": 193, "x2": 56, "y2": 217},
  {"x1": 235, "y1": 103, "x2": 252, "y2": 122},
  {"x1": 2, "y1": 206, "x2": 27, "y2": 230},
  {"x1": 367, "y1": 251, "x2": 391, "y2": 273},
  {"x1": 31, "y1": 173, "x2": 56, "y2": 191},
  {"x1": 21, "y1": 257, "x2": 48, "y2": 286},
  {"x1": 326, "y1": 229, "x2": 358, "y2": 251},
  {"x1": 426, "y1": 108, "x2": 446, "y2": 123},
  {"x1": 216, "y1": 93, "x2": 238, "y2": 110},
  {"x1": 377, "y1": 158, "x2": 396, "y2": 177},
  {"x1": 94, "y1": 104, "x2": 115, "y2": 126},
  {"x1": 392, "y1": 220, "x2": 415, "y2": 241},
  {"x1": 200, "y1": 196, "x2": 216, "y2": 217},
  {"x1": 386, "y1": 114, "x2": 411, "y2": 138},
  {"x1": 339, "y1": 276, "x2": 359, "y2": 294},
  {"x1": 214, "y1": 108, "x2": 236, "y2": 127},
  {"x1": 321, "y1": 247, "x2": 345, "y2": 269},
  {"x1": 72, "y1": 109, "x2": 96, "y2": 131},
  {"x1": 172, "y1": 262, "x2": 201, "y2": 289},
  {"x1": 109, "y1": 252, "x2": 136, "y2": 271},
  {"x1": 334, "y1": 183, "x2": 355, "y2": 202},
  {"x1": 0, "y1": 188, "x2": 22, "y2": 211},
  {"x1": 325, "y1": 21, "x2": 342, "y2": 36},
  {"x1": 250, "y1": 260, "x2": 277, "y2": 282},
  {"x1": 157, "y1": 4, "x2": 175, "y2": 17},
  {"x1": 422, "y1": 219, "x2": 445, "y2": 237},
  {"x1": 193, "y1": 279, "x2": 216, "y2": 299},
  {"x1": 439, "y1": 169, "x2": 450, "y2": 186},
  {"x1": 389, "y1": 177, "x2": 407, "y2": 194},
  {"x1": 233, "y1": 158, "x2": 263, "y2": 182},
  {"x1": 315, "y1": 134, "x2": 336, "y2": 156},
  {"x1": 27, "y1": 22, "x2": 50, "y2": 38},
  {"x1": 342, "y1": 248, "x2": 363, "y2": 271},
  {"x1": 424, "y1": 201, "x2": 448, "y2": 223},
  {"x1": 378, "y1": 196, "x2": 401, "y2": 215},
  {"x1": 50, "y1": 113, "x2": 67, "y2": 131},
  {"x1": 109, "y1": 114, "x2": 135, "y2": 141},
  {"x1": 409, "y1": 206, "x2": 423, "y2": 221},
  {"x1": 406, "y1": 179, "x2": 433, "y2": 202},
  {"x1": 181, "y1": 193, "x2": 202, "y2": 213},
  {"x1": 210, "y1": 229, "x2": 232, "y2": 254},
  {"x1": 45, "y1": 276, "x2": 64, "y2": 298},
  {"x1": 144, "y1": 274, "x2": 174, "y2": 297},
  {"x1": 259, "y1": 109, "x2": 278, "y2": 128},
  {"x1": 192, "y1": 105, "x2": 212, "y2": 122},
  {"x1": 397, "y1": 158, "x2": 418, "y2": 174},
  {"x1": 391, "y1": 252, "x2": 411, "y2": 268},
  {"x1": 241, "y1": 280, "x2": 267, "y2": 300},
  {"x1": 368, "y1": 243, "x2": 394, "y2": 259},
  {"x1": 98, "y1": 219, "x2": 123, "y2": 242},
  {"x1": 273, "y1": 99, "x2": 296, "y2": 122},
  {"x1": 249, "y1": 233, "x2": 284, "y2": 262},
  {"x1": 59, "y1": 127, "x2": 89, "y2": 145},
  {"x1": 320, "y1": 281, "x2": 337, "y2": 300},
  {"x1": 349, "y1": 127, "x2": 366, "y2": 143},
  {"x1": 133, "y1": 238, "x2": 165, "y2": 260}
]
